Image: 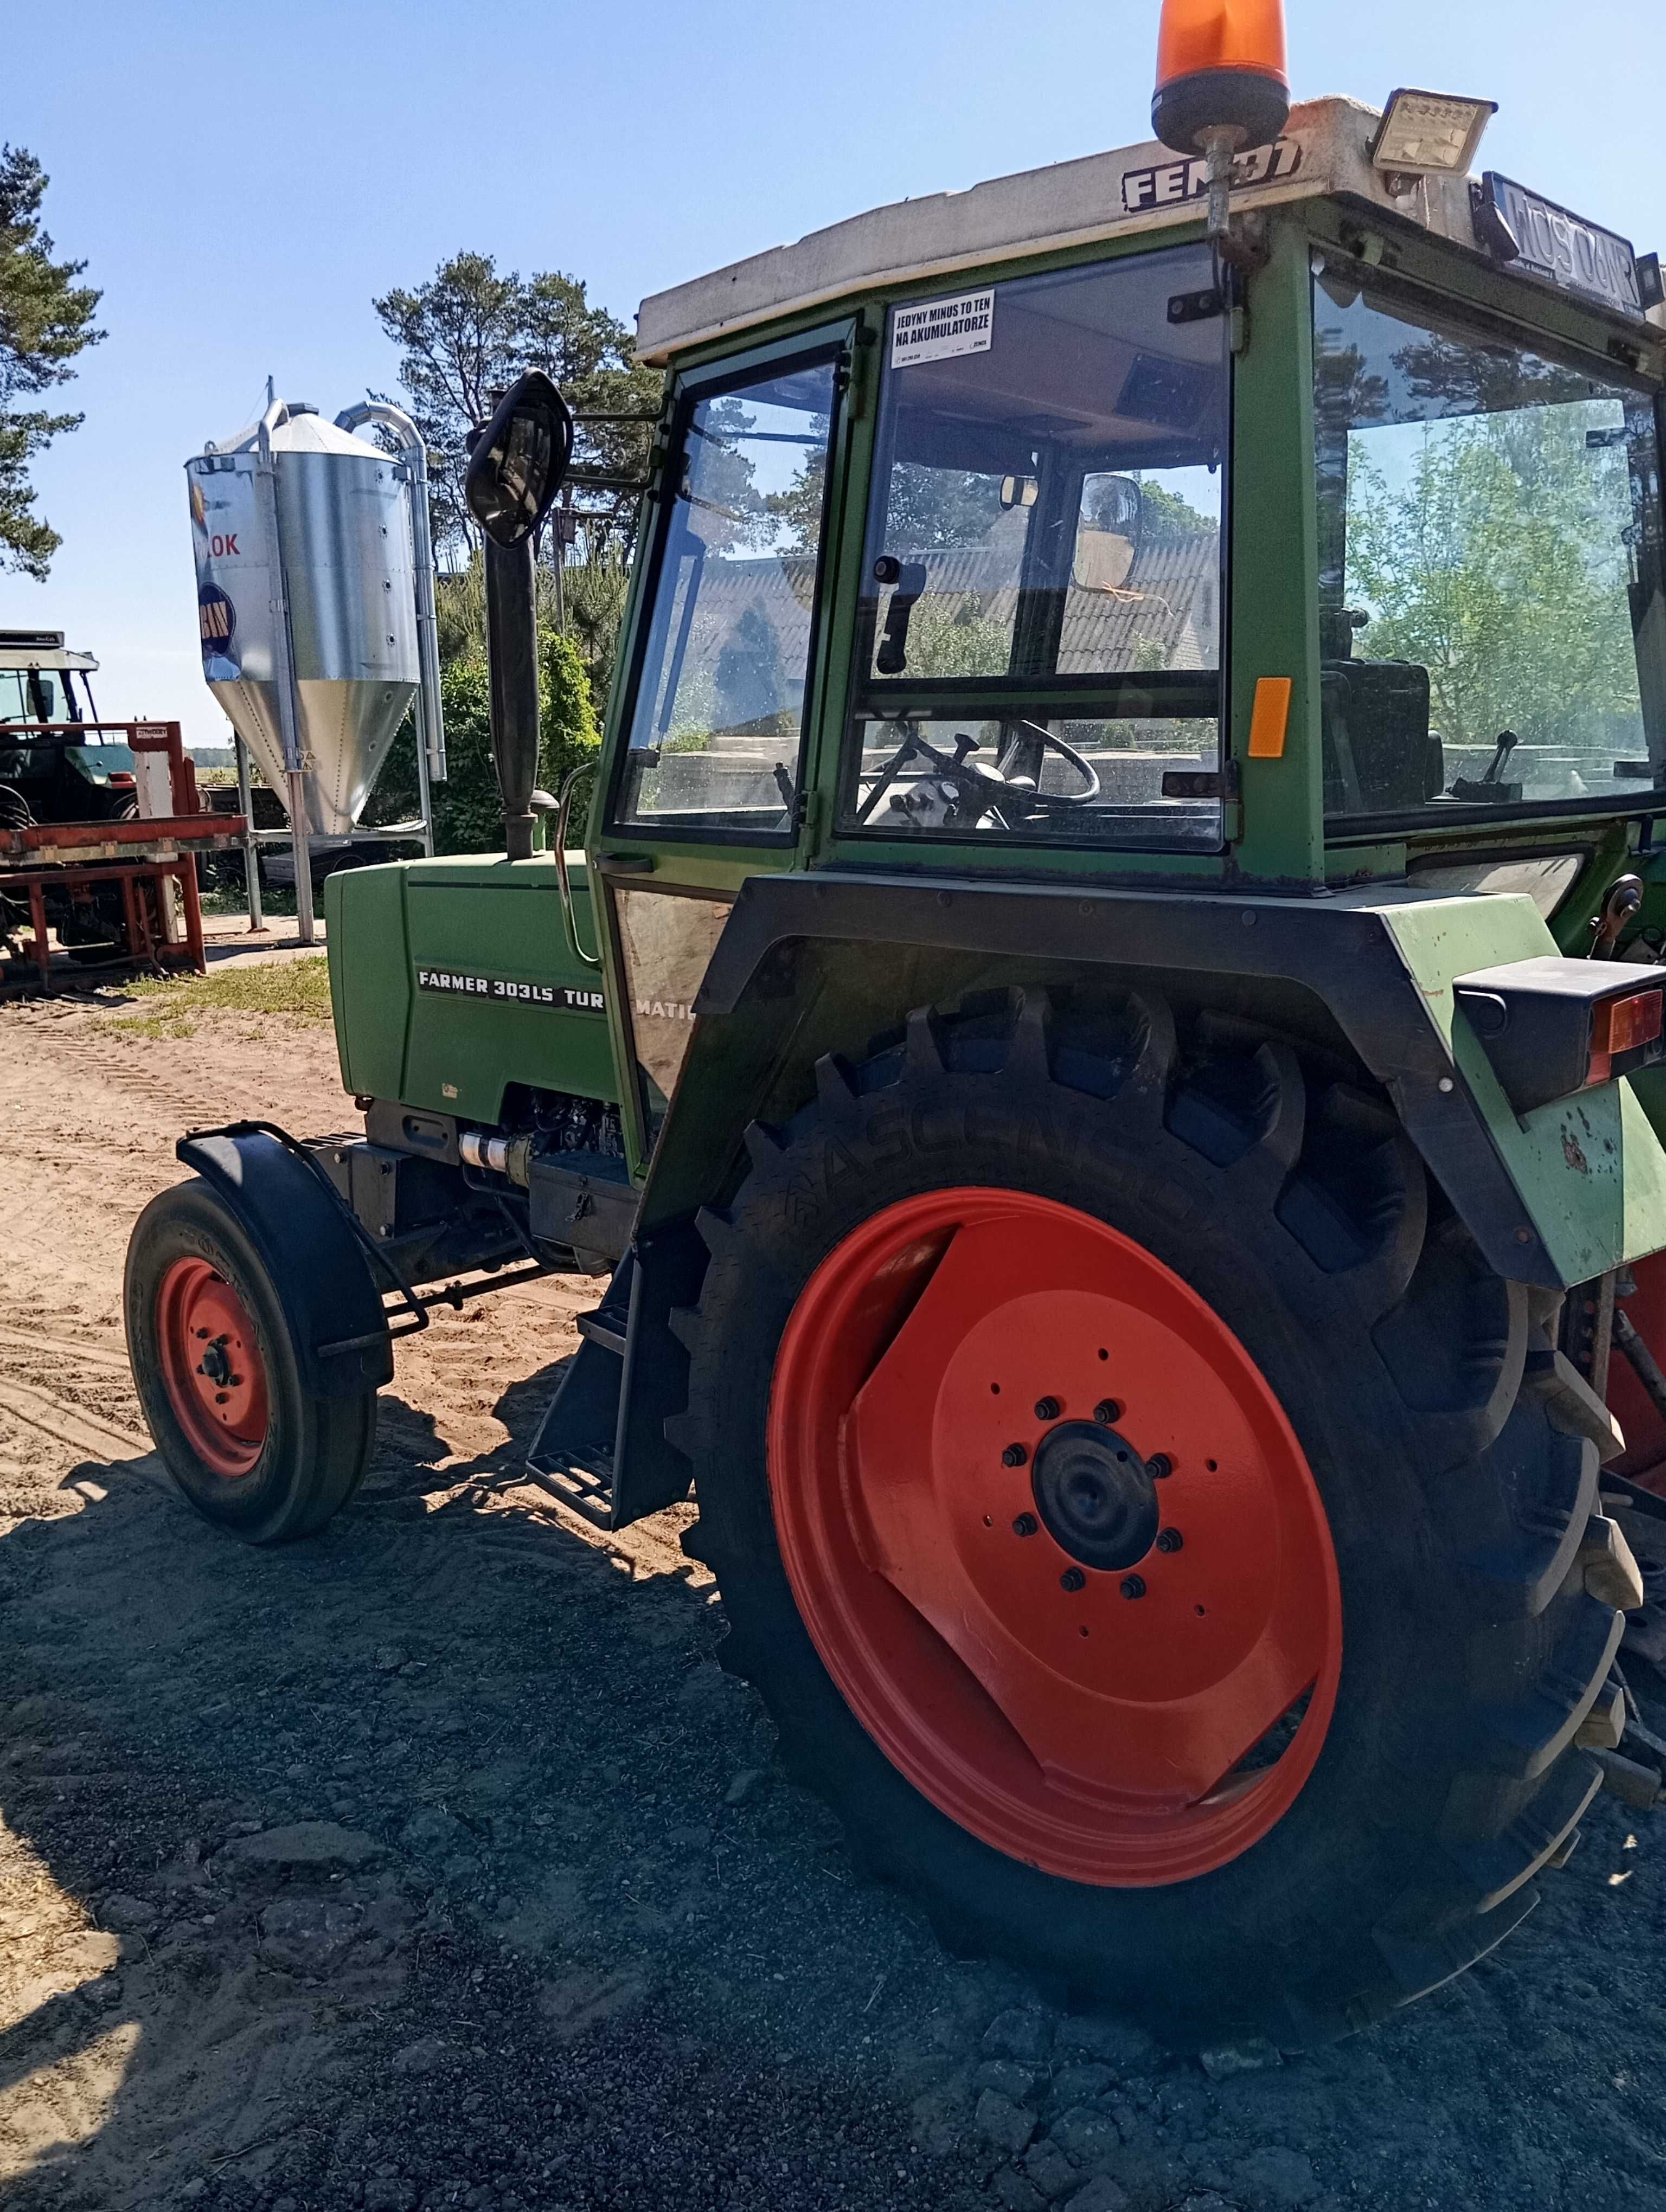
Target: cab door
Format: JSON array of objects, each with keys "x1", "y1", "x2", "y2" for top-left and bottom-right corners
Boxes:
[{"x1": 588, "y1": 320, "x2": 857, "y2": 1173}]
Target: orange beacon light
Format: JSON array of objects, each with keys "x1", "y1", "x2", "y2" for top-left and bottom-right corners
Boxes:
[{"x1": 1152, "y1": 0, "x2": 1290, "y2": 157}]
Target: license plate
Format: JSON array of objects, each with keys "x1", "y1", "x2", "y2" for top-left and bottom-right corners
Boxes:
[{"x1": 1477, "y1": 173, "x2": 1643, "y2": 318}]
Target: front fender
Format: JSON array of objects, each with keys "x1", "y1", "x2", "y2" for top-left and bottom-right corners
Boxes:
[{"x1": 178, "y1": 1127, "x2": 393, "y2": 1397}]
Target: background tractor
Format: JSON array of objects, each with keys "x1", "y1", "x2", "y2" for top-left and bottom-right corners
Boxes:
[{"x1": 125, "y1": 0, "x2": 1666, "y2": 2048}]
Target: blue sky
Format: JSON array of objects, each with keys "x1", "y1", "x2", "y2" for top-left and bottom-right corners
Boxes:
[{"x1": 4, "y1": 0, "x2": 1663, "y2": 746}]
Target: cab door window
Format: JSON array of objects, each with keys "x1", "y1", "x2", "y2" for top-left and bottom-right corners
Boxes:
[
  {"x1": 612, "y1": 352, "x2": 844, "y2": 839},
  {"x1": 841, "y1": 244, "x2": 1229, "y2": 851}
]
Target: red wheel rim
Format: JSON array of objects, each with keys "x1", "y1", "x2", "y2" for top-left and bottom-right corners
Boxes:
[
  {"x1": 767, "y1": 1189, "x2": 1342, "y2": 1886},
  {"x1": 155, "y1": 1256, "x2": 270, "y2": 1479}
]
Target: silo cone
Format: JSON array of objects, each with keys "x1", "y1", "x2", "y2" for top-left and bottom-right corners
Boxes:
[{"x1": 188, "y1": 408, "x2": 419, "y2": 838}]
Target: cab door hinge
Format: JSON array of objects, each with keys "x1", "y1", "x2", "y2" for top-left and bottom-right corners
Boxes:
[
  {"x1": 795, "y1": 785, "x2": 825, "y2": 841},
  {"x1": 843, "y1": 321, "x2": 879, "y2": 418}
]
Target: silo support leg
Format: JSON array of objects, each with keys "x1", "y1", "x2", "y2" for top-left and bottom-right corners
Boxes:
[{"x1": 286, "y1": 768, "x2": 316, "y2": 947}]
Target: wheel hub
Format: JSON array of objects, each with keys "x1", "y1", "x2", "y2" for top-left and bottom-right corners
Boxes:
[
  {"x1": 155, "y1": 1257, "x2": 269, "y2": 1479},
  {"x1": 1030, "y1": 1419, "x2": 1158, "y2": 1572},
  {"x1": 198, "y1": 1335, "x2": 235, "y2": 1388}
]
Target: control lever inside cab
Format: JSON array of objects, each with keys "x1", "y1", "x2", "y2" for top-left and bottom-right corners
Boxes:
[{"x1": 1451, "y1": 728, "x2": 1522, "y2": 805}]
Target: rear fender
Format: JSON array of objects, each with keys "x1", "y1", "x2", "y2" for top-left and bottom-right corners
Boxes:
[{"x1": 640, "y1": 872, "x2": 1666, "y2": 1293}]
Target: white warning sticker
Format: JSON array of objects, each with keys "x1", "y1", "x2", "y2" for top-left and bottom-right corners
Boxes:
[{"x1": 890, "y1": 288, "x2": 996, "y2": 368}]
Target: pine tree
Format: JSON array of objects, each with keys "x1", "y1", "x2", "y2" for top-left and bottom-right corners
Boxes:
[{"x1": 0, "y1": 145, "x2": 102, "y2": 578}]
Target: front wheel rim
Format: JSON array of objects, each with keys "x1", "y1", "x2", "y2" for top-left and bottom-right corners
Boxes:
[
  {"x1": 767, "y1": 1188, "x2": 1342, "y2": 1887},
  {"x1": 155, "y1": 1256, "x2": 270, "y2": 1479}
]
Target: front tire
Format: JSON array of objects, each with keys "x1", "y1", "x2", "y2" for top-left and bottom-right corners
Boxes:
[
  {"x1": 672, "y1": 987, "x2": 1619, "y2": 2047},
  {"x1": 126, "y1": 1177, "x2": 377, "y2": 1545}
]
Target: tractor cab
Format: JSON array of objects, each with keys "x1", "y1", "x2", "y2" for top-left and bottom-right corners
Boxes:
[
  {"x1": 0, "y1": 631, "x2": 138, "y2": 826},
  {"x1": 577, "y1": 97, "x2": 1666, "y2": 1171}
]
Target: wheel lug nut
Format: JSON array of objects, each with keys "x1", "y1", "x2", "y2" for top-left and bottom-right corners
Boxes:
[
  {"x1": 1002, "y1": 1444, "x2": 1029, "y2": 1468},
  {"x1": 1146, "y1": 1453, "x2": 1172, "y2": 1480},
  {"x1": 1093, "y1": 1399, "x2": 1122, "y2": 1426},
  {"x1": 1156, "y1": 1528, "x2": 1184, "y2": 1553},
  {"x1": 1120, "y1": 1574, "x2": 1147, "y2": 1599},
  {"x1": 1034, "y1": 1397, "x2": 1061, "y2": 1422},
  {"x1": 1059, "y1": 1566, "x2": 1086, "y2": 1592},
  {"x1": 1012, "y1": 1513, "x2": 1039, "y2": 1538}
]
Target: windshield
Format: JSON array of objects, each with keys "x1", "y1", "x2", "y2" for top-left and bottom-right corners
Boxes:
[
  {"x1": 0, "y1": 667, "x2": 81, "y2": 724},
  {"x1": 1312, "y1": 269, "x2": 1666, "y2": 823},
  {"x1": 840, "y1": 243, "x2": 1229, "y2": 851}
]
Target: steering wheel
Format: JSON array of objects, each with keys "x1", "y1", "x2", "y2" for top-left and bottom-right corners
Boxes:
[{"x1": 862, "y1": 717, "x2": 1100, "y2": 831}]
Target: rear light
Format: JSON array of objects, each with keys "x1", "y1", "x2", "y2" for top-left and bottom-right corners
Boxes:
[
  {"x1": 1587, "y1": 987, "x2": 1664, "y2": 1087},
  {"x1": 110, "y1": 772, "x2": 136, "y2": 786},
  {"x1": 1454, "y1": 955, "x2": 1666, "y2": 1114}
]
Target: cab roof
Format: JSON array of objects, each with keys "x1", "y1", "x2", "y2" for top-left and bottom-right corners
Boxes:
[
  {"x1": 635, "y1": 95, "x2": 1661, "y2": 365},
  {"x1": 0, "y1": 630, "x2": 97, "y2": 673},
  {"x1": 639, "y1": 100, "x2": 1423, "y2": 363}
]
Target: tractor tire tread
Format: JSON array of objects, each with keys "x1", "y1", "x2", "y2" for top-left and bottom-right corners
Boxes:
[{"x1": 672, "y1": 985, "x2": 1611, "y2": 2045}]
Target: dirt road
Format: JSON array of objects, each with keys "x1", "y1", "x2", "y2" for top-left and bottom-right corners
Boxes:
[{"x1": 3, "y1": 986, "x2": 1666, "y2": 2212}]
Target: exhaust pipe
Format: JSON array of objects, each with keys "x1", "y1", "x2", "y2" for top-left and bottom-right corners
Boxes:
[
  {"x1": 464, "y1": 372, "x2": 574, "y2": 864},
  {"x1": 484, "y1": 537, "x2": 541, "y2": 862}
]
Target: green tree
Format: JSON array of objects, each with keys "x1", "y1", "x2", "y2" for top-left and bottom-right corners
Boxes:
[
  {"x1": 884, "y1": 461, "x2": 1006, "y2": 551},
  {"x1": 368, "y1": 628, "x2": 601, "y2": 854},
  {"x1": 1127, "y1": 480, "x2": 1218, "y2": 548},
  {"x1": 0, "y1": 145, "x2": 102, "y2": 578},
  {"x1": 1344, "y1": 404, "x2": 1641, "y2": 751},
  {"x1": 430, "y1": 552, "x2": 626, "y2": 723},
  {"x1": 370, "y1": 252, "x2": 659, "y2": 558}
]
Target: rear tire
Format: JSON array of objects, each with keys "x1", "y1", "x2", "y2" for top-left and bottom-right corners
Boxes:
[
  {"x1": 126, "y1": 1176, "x2": 377, "y2": 1545},
  {"x1": 672, "y1": 986, "x2": 1619, "y2": 2047}
]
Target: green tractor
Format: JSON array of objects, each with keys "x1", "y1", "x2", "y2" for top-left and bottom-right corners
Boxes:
[{"x1": 126, "y1": 0, "x2": 1666, "y2": 2047}]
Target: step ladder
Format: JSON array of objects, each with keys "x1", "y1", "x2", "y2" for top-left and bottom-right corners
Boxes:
[{"x1": 525, "y1": 1254, "x2": 633, "y2": 1525}]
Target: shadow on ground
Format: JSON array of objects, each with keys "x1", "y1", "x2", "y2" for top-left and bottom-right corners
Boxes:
[{"x1": 3, "y1": 1369, "x2": 1666, "y2": 2212}]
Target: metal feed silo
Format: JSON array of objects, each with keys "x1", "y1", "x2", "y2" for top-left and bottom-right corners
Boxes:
[{"x1": 188, "y1": 399, "x2": 435, "y2": 839}]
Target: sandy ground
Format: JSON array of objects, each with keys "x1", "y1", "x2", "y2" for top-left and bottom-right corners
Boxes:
[{"x1": 4, "y1": 986, "x2": 1666, "y2": 2212}]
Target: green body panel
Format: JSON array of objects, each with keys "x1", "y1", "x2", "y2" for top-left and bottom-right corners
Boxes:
[
  {"x1": 328, "y1": 862, "x2": 410, "y2": 1102},
  {"x1": 1230, "y1": 220, "x2": 1324, "y2": 886},
  {"x1": 325, "y1": 855, "x2": 617, "y2": 1125}
]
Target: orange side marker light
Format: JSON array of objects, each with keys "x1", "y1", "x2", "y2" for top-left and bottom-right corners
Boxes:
[{"x1": 1247, "y1": 676, "x2": 1292, "y2": 759}]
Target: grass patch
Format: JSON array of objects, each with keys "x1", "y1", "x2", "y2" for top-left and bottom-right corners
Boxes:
[{"x1": 108, "y1": 955, "x2": 334, "y2": 1040}]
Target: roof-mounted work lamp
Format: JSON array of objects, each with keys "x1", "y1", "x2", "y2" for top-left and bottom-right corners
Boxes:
[
  {"x1": 1369, "y1": 88, "x2": 1497, "y2": 195},
  {"x1": 1152, "y1": 0, "x2": 1290, "y2": 240}
]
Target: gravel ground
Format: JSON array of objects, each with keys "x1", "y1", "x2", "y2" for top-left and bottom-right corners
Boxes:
[{"x1": 3, "y1": 985, "x2": 1666, "y2": 2211}]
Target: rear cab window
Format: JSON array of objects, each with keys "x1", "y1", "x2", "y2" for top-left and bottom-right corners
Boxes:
[{"x1": 1312, "y1": 267, "x2": 1666, "y2": 827}]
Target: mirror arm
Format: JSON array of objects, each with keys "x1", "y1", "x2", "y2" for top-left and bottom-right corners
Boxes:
[{"x1": 484, "y1": 536, "x2": 541, "y2": 862}]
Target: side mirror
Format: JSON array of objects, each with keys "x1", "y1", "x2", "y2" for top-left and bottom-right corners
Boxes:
[
  {"x1": 465, "y1": 370, "x2": 573, "y2": 549},
  {"x1": 1093, "y1": 474, "x2": 1143, "y2": 536}
]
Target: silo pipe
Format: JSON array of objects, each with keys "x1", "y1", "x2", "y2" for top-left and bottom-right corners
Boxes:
[
  {"x1": 336, "y1": 399, "x2": 447, "y2": 859},
  {"x1": 255, "y1": 402, "x2": 316, "y2": 945}
]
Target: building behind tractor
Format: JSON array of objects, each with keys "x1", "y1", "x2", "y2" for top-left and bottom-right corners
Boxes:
[{"x1": 125, "y1": 0, "x2": 1666, "y2": 2048}]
